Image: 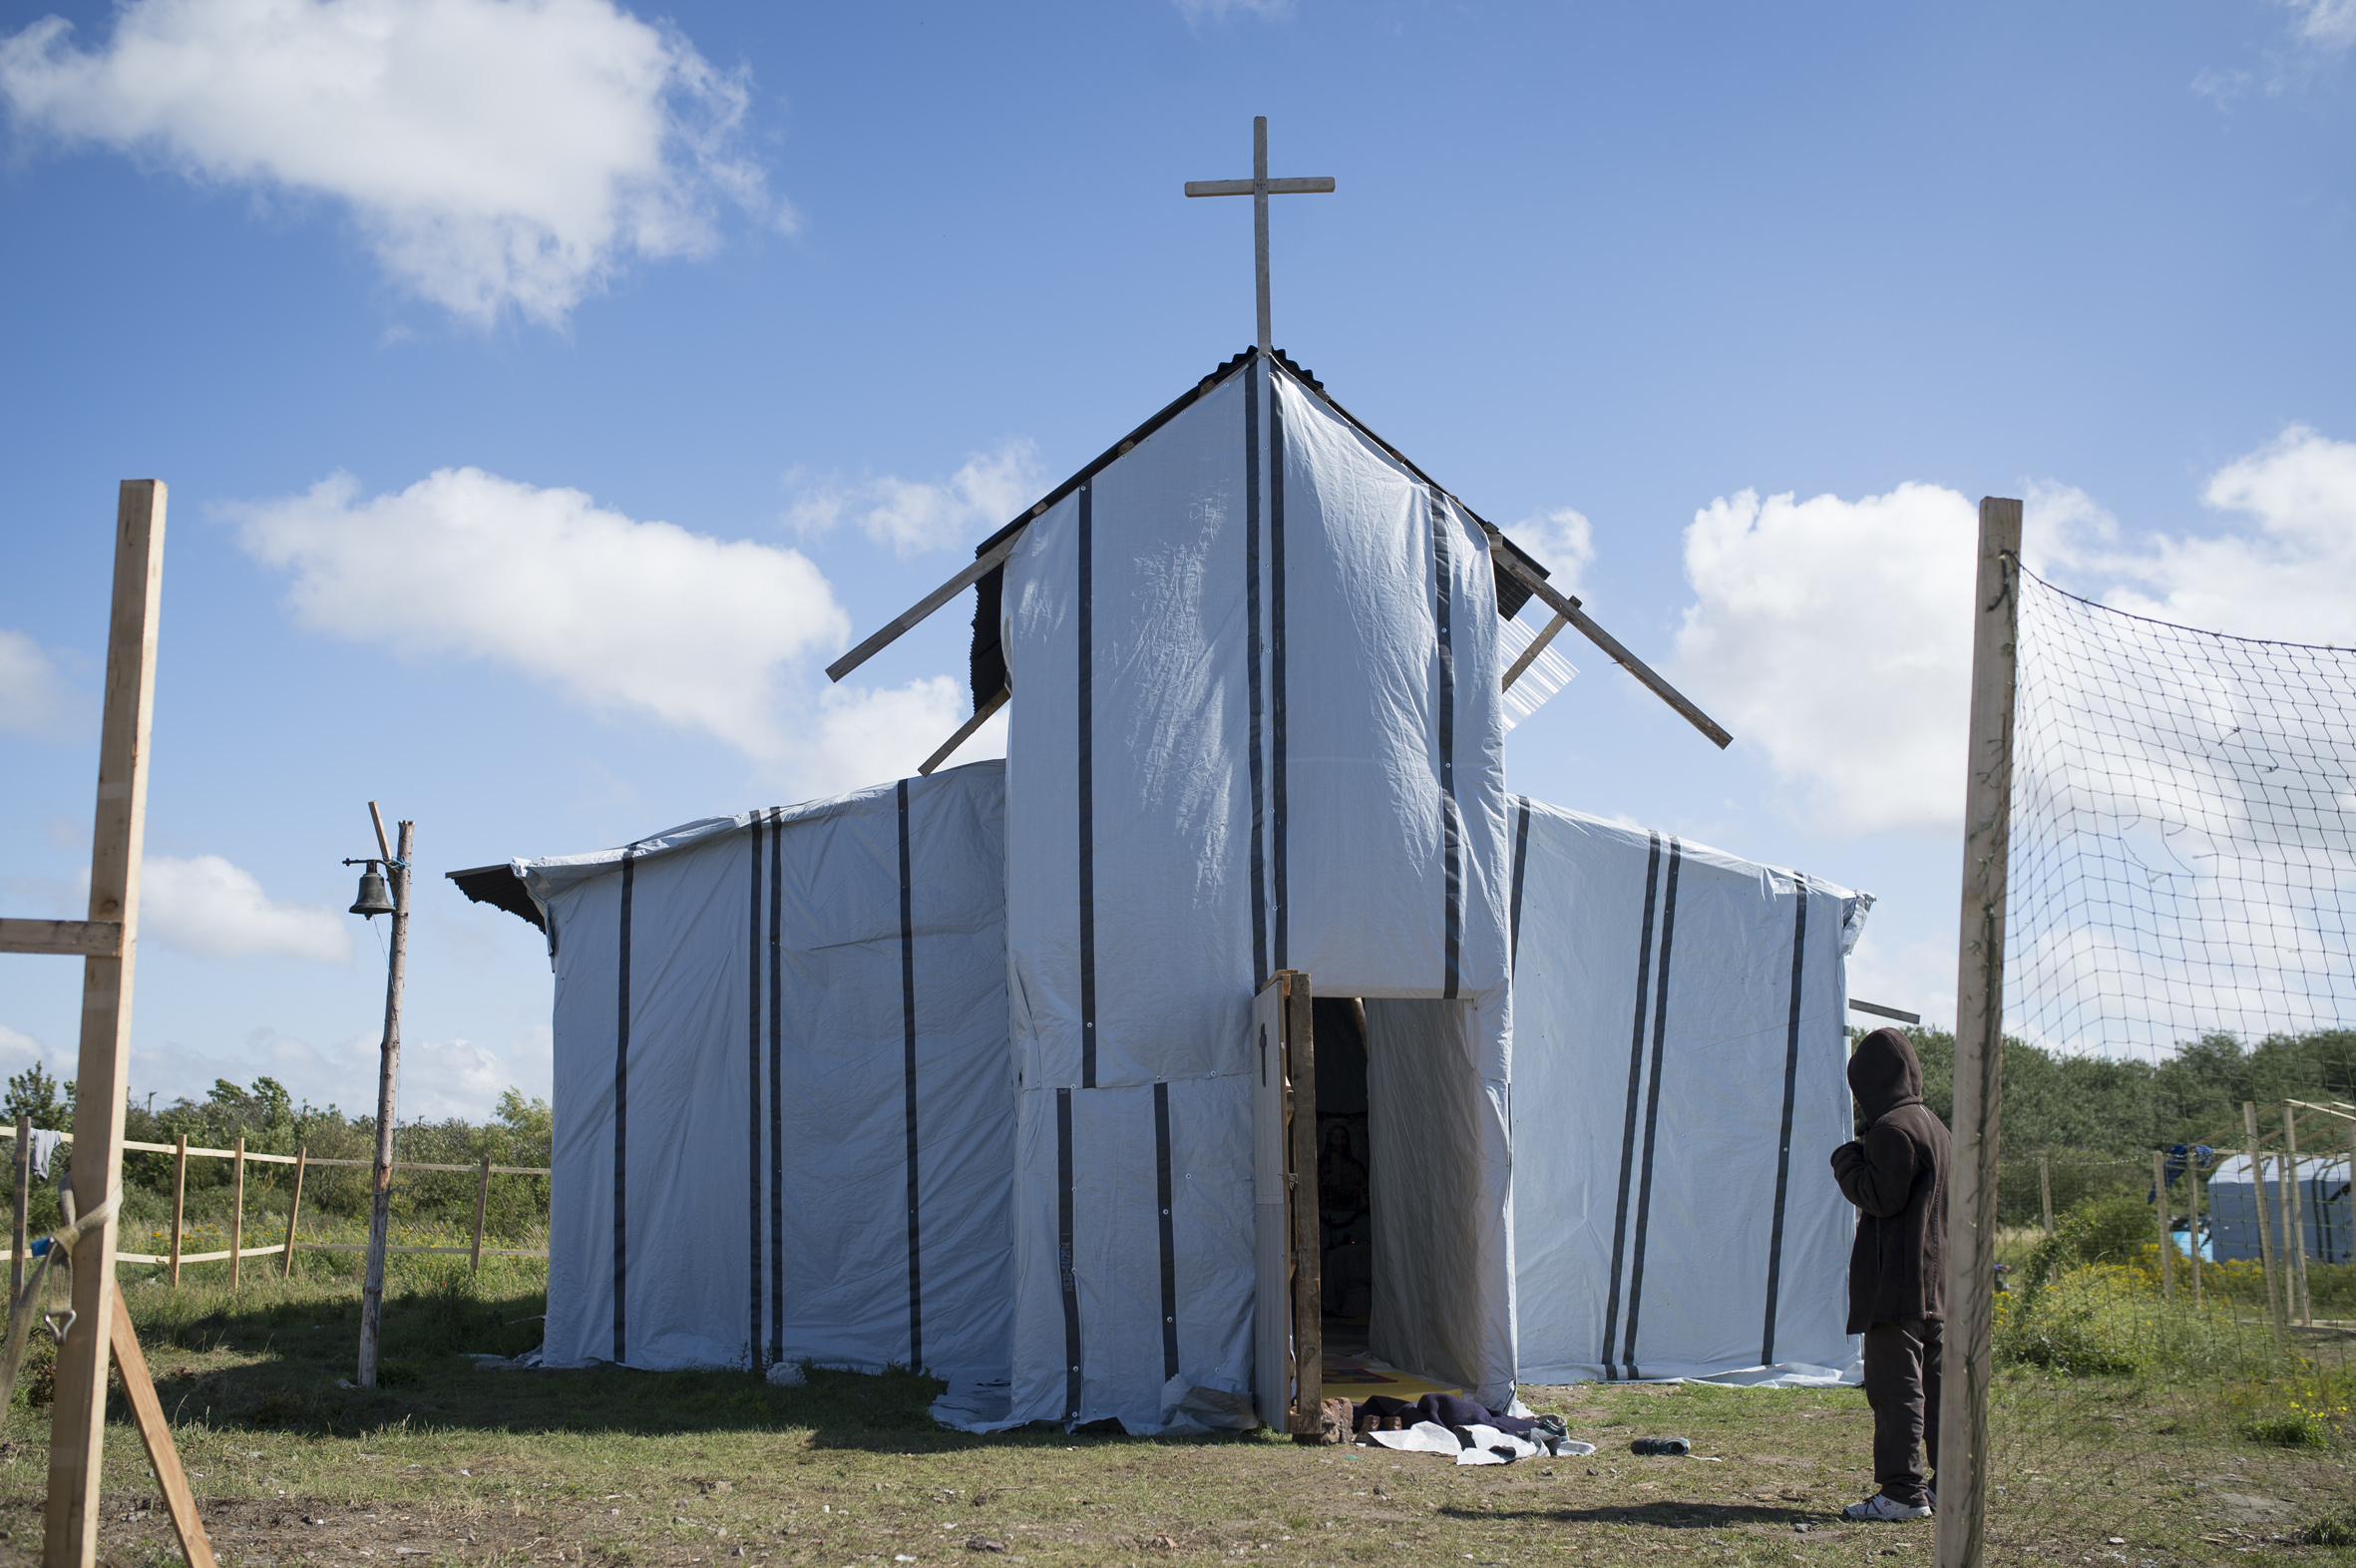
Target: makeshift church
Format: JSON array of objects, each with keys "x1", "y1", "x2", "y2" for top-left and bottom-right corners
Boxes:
[{"x1": 455, "y1": 343, "x2": 1876, "y2": 1432}]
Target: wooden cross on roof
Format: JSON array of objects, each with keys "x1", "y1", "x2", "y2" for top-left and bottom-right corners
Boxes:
[{"x1": 1186, "y1": 116, "x2": 1335, "y2": 354}]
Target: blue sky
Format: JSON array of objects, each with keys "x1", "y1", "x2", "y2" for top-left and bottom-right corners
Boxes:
[{"x1": 4, "y1": 0, "x2": 2355, "y2": 1120}]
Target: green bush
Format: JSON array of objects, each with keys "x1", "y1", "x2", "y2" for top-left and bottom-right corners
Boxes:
[
  {"x1": 2020, "y1": 1193, "x2": 2165, "y2": 1292},
  {"x1": 1994, "y1": 1263, "x2": 2154, "y2": 1374}
]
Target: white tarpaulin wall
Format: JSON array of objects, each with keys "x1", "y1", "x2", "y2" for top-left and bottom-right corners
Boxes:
[
  {"x1": 1507, "y1": 798, "x2": 1868, "y2": 1385},
  {"x1": 2205, "y1": 1154, "x2": 2354, "y2": 1264},
  {"x1": 999, "y1": 353, "x2": 1517, "y2": 1430},
  {"x1": 521, "y1": 762, "x2": 1012, "y2": 1376}
]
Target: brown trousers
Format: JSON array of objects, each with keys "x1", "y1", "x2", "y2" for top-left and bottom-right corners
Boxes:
[{"x1": 1861, "y1": 1319, "x2": 1941, "y2": 1506}]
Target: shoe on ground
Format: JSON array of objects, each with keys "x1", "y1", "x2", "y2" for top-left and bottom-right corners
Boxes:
[{"x1": 1843, "y1": 1493, "x2": 1932, "y2": 1521}]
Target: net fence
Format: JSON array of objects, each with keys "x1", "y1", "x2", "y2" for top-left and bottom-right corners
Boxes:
[{"x1": 1983, "y1": 569, "x2": 2356, "y2": 1561}]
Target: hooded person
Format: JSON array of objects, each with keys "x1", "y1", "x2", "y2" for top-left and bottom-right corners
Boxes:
[{"x1": 1829, "y1": 1027, "x2": 1949, "y2": 1522}]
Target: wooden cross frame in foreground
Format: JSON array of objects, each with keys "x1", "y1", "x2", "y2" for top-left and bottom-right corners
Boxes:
[
  {"x1": 0, "y1": 482, "x2": 215, "y2": 1568},
  {"x1": 1186, "y1": 116, "x2": 1336, "y2": 354}
]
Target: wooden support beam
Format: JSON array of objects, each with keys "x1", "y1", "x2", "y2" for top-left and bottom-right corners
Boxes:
[
  {"x1": 1848, "y1": 998, "x2": 1922, "y2": 1025},
  {"x1": 1283, "y1": 971, "x2": 1321, "y2": 1436},
  {"x1": 108, "y1": 1300, "x2": 216, "y2": 1568},
  {"x1": 47, "y1": 480, "x2": 168, "y2": 1568},
  {"x1": 0, "y1": 920, "x2": 122, "y2": 958},
  {"x1": 826, "y1": 533, "x2": 1025, "y2": 685},
  {"x1": 1488, "y1": 547, "x2": 1734, "y2": 749},
  {"x1": 1500, "y1": 610, "x2": 1569, "y2": 693},
  {"x1": 1936, "y1": 496, "x2": 2019, "y2": 1568},
  {"x1": 920, "y1": 687, "x2": 1010, "y2": 776}
]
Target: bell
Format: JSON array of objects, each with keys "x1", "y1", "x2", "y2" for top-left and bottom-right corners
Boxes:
[{"x1": 349, "y1": 867, "x2": 395, "y2": 919}]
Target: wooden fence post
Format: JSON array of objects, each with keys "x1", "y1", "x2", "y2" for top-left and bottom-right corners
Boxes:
[
  {"x1": 2244, "y1": 1103, "x2": 2285, "y2": 1347},
  {"x1": 1935, "y1": 496, "x2": 2019, "y2": 1568},
  {"x1": 470, "y1": 1155, "x2": 492, "y2": 1273},
  {"x1": 11, "y1": 1114, "x2": 28, "y2": 1298},
  {"x1": 227, "y1": 1136, "x2": 244, "y2": 1292},
  {"x1": 169, "y1": 1135, "x2": 186, "y2": 1288},
  {"x1": 281, "y1": 1147, "x2": 307, "y2": 1279},
  {"x1": 2280, "y1": 1105, "x2": 2310, "y2": 1325},
  {"x1": 2152, "y1": 1150, "x2": 2173, "y2": 1303},
  {"x1": 2037, "y1": 1154, "x2": 2052, "y2": 1236},
  {"x1": 2186, "y1": 1157, "x2": 2202, "y2": 1306},
  {"x1": 44, "y1": 479, "x2": 168, "y2": 1568}
]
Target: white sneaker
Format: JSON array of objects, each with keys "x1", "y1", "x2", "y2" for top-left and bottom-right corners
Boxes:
[{"x1": 1843, "y1": 1493, "x2": 1932, "y2": 1521}]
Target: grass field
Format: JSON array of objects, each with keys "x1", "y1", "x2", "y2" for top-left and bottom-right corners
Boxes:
[{"x1": 0, "y1": 1269, "x2": 2345, "y2": 1567}]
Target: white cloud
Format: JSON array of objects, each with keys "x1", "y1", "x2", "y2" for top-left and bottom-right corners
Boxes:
[
  {"x1": 2278, "y1": 0, "x2": 2356, "y2": 53},
  {"x1": 0, "y1": 0, "x2": 781, "y2": 326},
  {"x1": 0, "y1": 1021, "x2": 46, "y2": 1077},
  {"x1": 1509, "y1": 507, "x2": 1595, "y2": 601},
  {"x1": 141, "y1": 854, "x2": 352, "y2": 962},
  {"x1": 1172, "y1": 0, "x2": 1290, "y2": 21},
  {"x1": 789, "y1": 440, "x2": 1042, "y2": 559},
  {"x1": 2033, "y1": 424, "x2": 2356, "y2": 645},
  {"x1": 233, "y1": 467, "x2": 858, "y2": 773},
  {"x1": 1674, "y1": 483, "x2": 1980, "y2": 835},
  {"x1": 803, "y1": 676, "x2": 976, "y2": 799},
  {"x1": 0, "y1": 628, "x2": 73, "y2": 735}
]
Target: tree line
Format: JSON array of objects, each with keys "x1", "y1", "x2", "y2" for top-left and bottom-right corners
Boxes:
[{"x1": 1, "y1": 1065, "x2": 552, "y2": 1242}]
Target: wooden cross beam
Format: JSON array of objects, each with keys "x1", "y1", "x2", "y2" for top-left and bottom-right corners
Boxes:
[{"x1": 1186, "y1": 117, "x2": 1335, "y2": 354}]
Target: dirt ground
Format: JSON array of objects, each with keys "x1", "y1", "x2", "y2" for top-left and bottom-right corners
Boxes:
[{"x1": 0, "y1": 1277, "x2": 2345, "y2": 1567}]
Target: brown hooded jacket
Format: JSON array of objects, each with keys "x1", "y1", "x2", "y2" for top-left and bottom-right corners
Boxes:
[{"x1": 1828, "y1": 1027, "x2": 1950, "y2": 1334}]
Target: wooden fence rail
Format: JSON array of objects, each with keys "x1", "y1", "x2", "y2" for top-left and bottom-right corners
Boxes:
[{"x1": 1, "y1": 1128, "x2": 551, "y2": 1281}]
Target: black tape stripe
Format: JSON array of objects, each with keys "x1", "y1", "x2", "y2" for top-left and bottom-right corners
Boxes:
[
  {"x1": 1057, "y1": 1087, "x2": 1083, "y2": 1422},
  {"x1": 1077, "y1": 482, "x2": 1098, "y2": 1088},
  {"x1": 1620, "y1": 837, "x2": 1684, "y2": 1378},
  {"x1": 1155, "y1": 1080, "x2": 1179, "y2": 1380},
  {"x1": 747, "y1": 812, "x2": 764, "y2": 1364},
  {"x1": 768, "y1": 806, "x2": 784, "y2": 1358},
  {"x1": 1246, "y1": 362, "x2": 1269, "y2": 987},
  {"x1": 613, "y1": 845, "x2": 635, "y2": 1367},
  {"x1": 1431, "y1": 488, "x2": 1462, "y2": 998},
  {"x1": 1599, "y1": 831, "x2": 1662, "y2": 1380},
  {"x1": 1270, "y1": 379, "x2": 1290, "y2": 973},
  {"x1": 1761, "y1": 874, "x2": 1809, "y2": 1367},
  {"x1": 1509, "y1": 797, "x2": 1531, "y2": 973},
  {"x1": 900, "y1": 779, "x2": 924, "y2": 1370}
]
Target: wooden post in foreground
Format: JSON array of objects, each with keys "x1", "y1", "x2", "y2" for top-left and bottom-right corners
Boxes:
[
  {"x1": 45, "y1": 480, "x2": 168, "y2": 1568},
  {"x1": 1935, "y1": 496, "x2": 2019, "y2": 1568},
  {"x1": 2037, "y1": 1154, "x2": 2053, "y2": 1236},
  {"x1": 471, "y1": 1154, "x2": 492, "y2": 1272},
  {"x1": 2152, "y1": 1150, "x2": 2173, "y2": 1302},
  {"x1": 281, "y1": 1147, "x2": 307, "y2": 1278},
  {"x1": 169, "y1": 1135, "x2": 186, "y2": 1287},
  {"x1": 12, "y1": 1114, "x2": 28, "y2": 1297},
  {"x1": 2244, "y1": 1103, "x2": 2285, "y2": 1347},
  {"x1": 356, "y1": 812, "x2": 413, "y2": 1389},
  {"x1": 227, "y1": 1136, "x2": 245, "y2": 1291}
]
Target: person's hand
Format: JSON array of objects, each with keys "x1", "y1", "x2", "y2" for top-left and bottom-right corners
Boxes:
[{"x1": 1829, "y1": 1140, "x2": 1864, "y2": 1178}]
